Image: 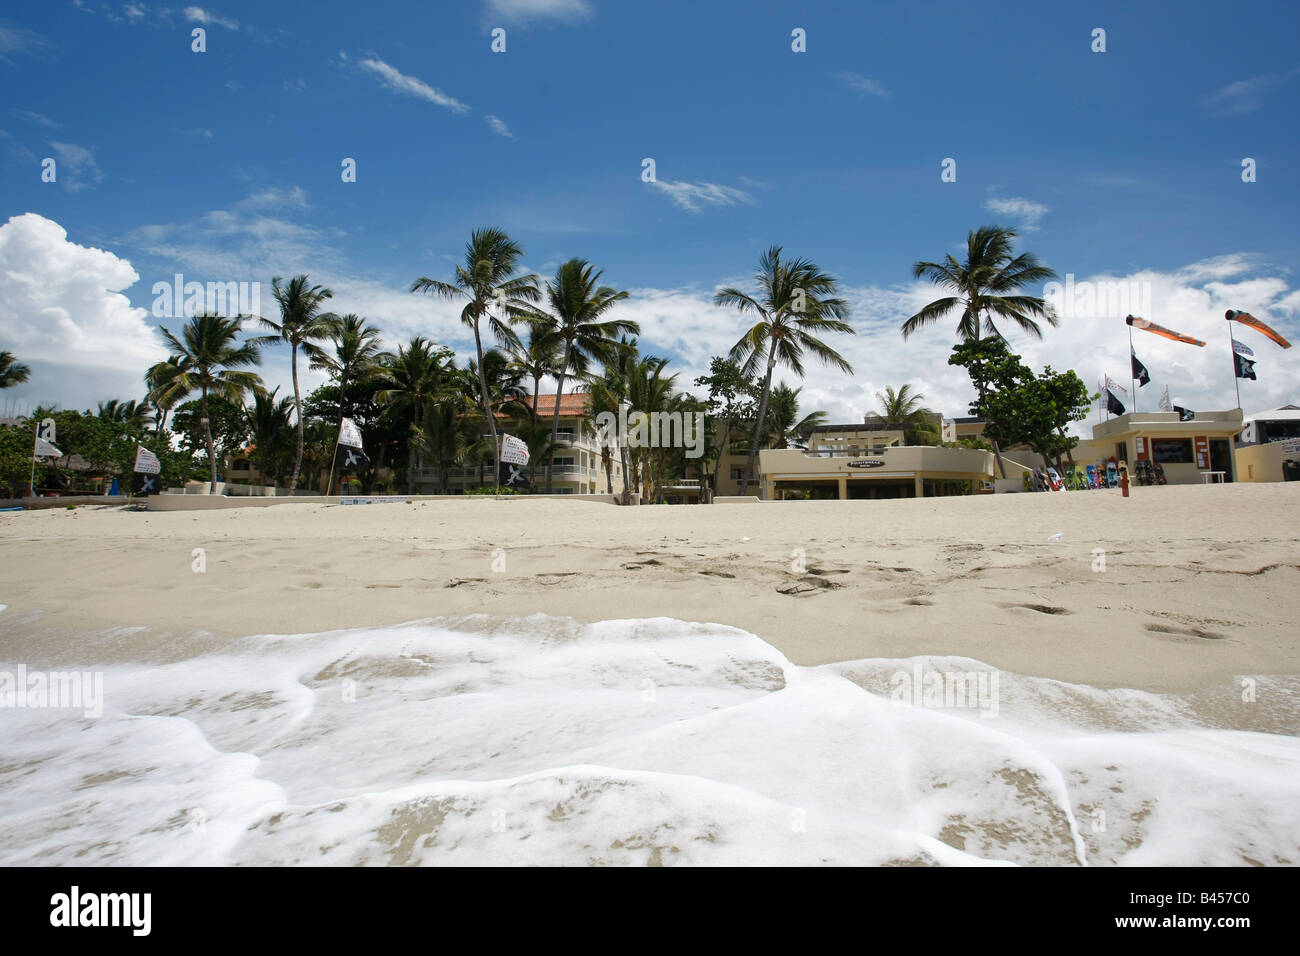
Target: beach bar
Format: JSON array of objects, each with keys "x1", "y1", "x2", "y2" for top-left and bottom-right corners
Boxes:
[
  {"x1": 757, "y1": 445, "x2": 996, "y2": 500},
  {"x1": 1075, "y1": 409, "x2": 1244, "y2": 484}
]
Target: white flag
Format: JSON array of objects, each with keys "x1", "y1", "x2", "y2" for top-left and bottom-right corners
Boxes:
[
  {"x1": 500, "y1": 433, "x2": 529, "y2": 465},
  {"x1": 339, "y1": 417, "x2": 364, "y2": 449},
  {"x1": 1231, "y1": 338, "x2": 1254, "y2": 357},
  {"x1": 1105, "y1": 375, "x2": 1128, "y2": 395},
  {"x1": 34, "y1": 436, "x2": 63, "y2": 458},
  {"x1": 1158, "y1": 386, "x2": 1172, "y2": 412},
  {"x1": 134, "y1": 445, "x2": 162, "y2": 474}
]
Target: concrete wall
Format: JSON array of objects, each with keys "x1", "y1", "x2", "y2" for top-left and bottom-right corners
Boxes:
[{"x1": 1236, "y1": 442, "x2": 1296, "y2": 483}]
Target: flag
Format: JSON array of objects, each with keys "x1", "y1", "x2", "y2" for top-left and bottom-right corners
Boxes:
[
  {"x1": 33, "y1": 436, "x2": 63, "y2": 458},
  {"x1": 1231, "y1": 338, "x2": 1254, "y2": 357},
  {"x1": 500, "y1": 433, "x2": 529, "y2": 466},
  {"x1": 1226, "y1": 310, "x2": 1291, "y2": 349},
  {"x1": 133, "y1": 445, "x2": 161, "y2": 474},
  {"x1": 132, "y1": 472, "x2": 161, "y2": 495},
  {"x1": 1106, "y1": 389, "x2": 1126, "y2": 416},
  {"x1": 36, "y1": 418, "x2": 57, "y2": 442},
  {"x1": 1234, "y1": 352, "x2": 1257, "y2": 381},
  {"x1": 1174, "y1": 406, "x2": 1195, "y2": 422},
  {"x1": 1131, "y1": 350, "x2": 1150, "y2": 387},
  {"x1": 1105, "y1": 375, "x2": 1128, "y2": 395},
  {"x1": 1125, "y1": 314, "x2": 1207, "y2": 347},
  {"x1": 338, "y1": 417, "x2": 364, "y2": 449},
  {"x1": 1159, "y1": 387, "x2": 1172, "y2": 412},
  {"x1": 498, "y1": 460, "x2": 530, "y2": 489},
  {"x1": 335, "y1": 444, "x2": 369, "y2": 473}
]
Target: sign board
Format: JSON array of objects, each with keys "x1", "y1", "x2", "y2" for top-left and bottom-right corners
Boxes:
[
  {"x1": 1135, "y1": 436, "x2": 1148, "y2": 461},
  {"x1": 1194, "y1": 435, "x2": 1210, "y2": 470},
  {"x1": 846, "y1": 459, "x2": 886, "y2": 469},
  {"x1": 339, "y1": 496, "x2": 410, "y2": 506}
]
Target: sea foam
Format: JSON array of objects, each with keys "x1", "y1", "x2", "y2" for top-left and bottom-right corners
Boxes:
[{"x1": 0, "y1": 615, "x2": 1296, "y2": 866}]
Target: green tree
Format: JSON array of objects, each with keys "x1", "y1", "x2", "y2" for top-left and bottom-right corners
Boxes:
[
  {"x1": 375, "y1": 337, "x2": 455, "y2": 494},
  {"x1": 526, "y1": 258, "x2": 635, "y2": 493},
  {"x1": 258, "y1": 275, "x2": 336, "y2": 490},
  {"x1": 0, "y1": 351, "x2": 32, "y2": 389},
  {"x1": 159, "y1": 313, "x2": 264, "y2": 492},
  {"x1": 902, "y1": 226, "x2": 1059, "y2": 476},
  {"x1": 96, "y1": 399, "x2": 152, "y2": 429},
  {"x1": 715, "y1": 245, "x2": 854, "y2": 494},
  {"x1": 874, "y1": 384, "x2": 942, "y2": 444},
  {"x1": 762, "y1": 383, "x2": 826, "y2": 449},
  {"x1": 310, "y1": 313, "x2": 384, "y2": 429},
  {"x1": 411, "y1": 227, "x2": 540, "y2": 484},
  {"x1": 693, "y1": 356, "x2": 758, "y2": 498},
  {"x1": 245, "y1": 387, "x2": 295, "y2": 486}
]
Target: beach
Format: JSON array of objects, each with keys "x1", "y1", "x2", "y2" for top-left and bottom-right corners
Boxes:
[{"x1": 2, "y1": 484, "x2": 1299, "y2": 865}]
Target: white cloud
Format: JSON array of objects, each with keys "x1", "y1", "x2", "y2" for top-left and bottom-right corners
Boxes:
[
  {"x1": 838, "y1": 72, "x2": 888, "y2": 98},
  {"x1": 984, "y1": 196, "x2": 1049, "y2": 231},
  {"x1": 0, "y1": 21, "x2": 47, "y2": 57},
  {"x1": 0, "y1": 214, "x2": 167, "y2": 411},
  {"x1": 649, "y1": 179, "x2": 754, "y2": 213},
  {"x1": 183, "y1": 6, "x2": 239, "y2": 30},
  {"x1": 123, "y1": 3, "x2": 148, "y2": 23},
  {"x1": 357, "y1": 58, "x2": 470, "y2": 114},
  {"x1": 47, "y1": 142, "x2": 103, "y2": 192},
  {"x1": 485, "y1": 114, "x2": 513, "y2": 138},
  {"x1": 13, "y1": 109, "x2": 58, "y2": 128},
  {"x1": 1203, "y1": 67, "x2": 1300, "y2": 116},
  {"x1": 484, "y1": 0, "x2": 592, "y2": 22}
]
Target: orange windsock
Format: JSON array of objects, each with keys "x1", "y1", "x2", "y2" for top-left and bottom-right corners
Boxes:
[
  {"x1": 1226, "y1": 310, "x2": 1291, "y2": 349},
  {"x1": 1125, "y1": 315, "x2": 1206, "y2": 347}
]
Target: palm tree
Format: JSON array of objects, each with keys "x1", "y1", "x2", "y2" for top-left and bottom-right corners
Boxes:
[
  {"x1": 625, "y1": 353, "x2": 679, "y2": 502},
  {"x1": 145, "y1": 356, "x2": 189, "y2": 436},
  {"x1": 258, "y1": 275, "x2": 336, "y2": 490},
  {"x1": 411, "y1": 228, "x2": 540, "y2": 485},
  {"x1": 763, "y1": 383, "x2": 827, "y2": 449},
  {"x1": 245, "y1": 387, "x2": 295, "y2": 486},
  {"x1": 506, "y1": 323, "x2": 564, "y2": 426},
  {"x1": 715, "y1": 245, "x2": 854, "y2": 494},
  {"x1": 158, "y1": 313, "x2": 264, "y2": 492},
  {"x1": 375, "y1": 337, "x2": 450, "y2": 494},
  {"x1": 0, "y1": 351, "x2": 31, "y2": 389},
  {"x1": 901, "y1": 226, "x2": 1059, "y2": 477},
  {"x1": 311, "y1": 313, "x2": 384, "y2": 427},
  {"x1": 528, "y1": 259, "x2": 636, "y2": 492},
  {"x1": 96, "y1": 399, "x2": 152, "y2": 429}
]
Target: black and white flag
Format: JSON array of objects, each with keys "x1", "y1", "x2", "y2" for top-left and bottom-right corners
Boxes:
[
  {"x1": 134, "y1": 445, "x2": 161, "y2": 474},
  {"x1": 1131, "y1": 350, "x2": 1150, "y2": 387},
  {"x1": 1231, "y1": 338, "x2": 1254, "y2": 357},
  {"x1": 132, "y1": 472, "x2": 160, "y2": 495},
  {"x1": 1105, "y1": 389, "x2": 1126, "y2": 416},
  {"x1": 500, "y1": 433, "x2": 529, "y2": 466},
  {"x1": 339, "y1": 417, "x2": 364, "y2": 449},
  {"x1": 498, "y1": 460, "x2": 530, "y2": 489},
  {"x1": 335, "y1": 444, "x2": 369, "y2": 473},
  {"x1": 1234, "y1": 352, "x2": 1257, "y2": 381},
  {"x1": 1174, "y1": 406, "x2": 1195, "y2": 422}
]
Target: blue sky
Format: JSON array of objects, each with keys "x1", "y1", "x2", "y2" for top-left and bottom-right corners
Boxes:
[{"x1": 2, "y1": 0, "x2": 1298, "y2": 427}]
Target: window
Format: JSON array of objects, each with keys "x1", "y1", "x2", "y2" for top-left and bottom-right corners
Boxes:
[
  {"x1": 1151, "y1": 438, "x2": 1194, "y2": 463},
  {"x1": 730, "y1": 466, "x2": 746, "y2": 480}
]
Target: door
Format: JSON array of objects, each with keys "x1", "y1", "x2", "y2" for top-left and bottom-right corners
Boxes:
[{"x1": 1209, "y1": 439, "x2": 1233, "y2": 482}]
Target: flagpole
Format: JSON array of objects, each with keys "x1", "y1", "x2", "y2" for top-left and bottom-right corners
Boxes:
[
  {"x1": 1228, "y1": 320, "x2": 1241, "y2": 410},
  {"x1": 326, "y1": 425, "x2": 341, "y2": 498},
  {"x1": 29, "y1": 421, "x2": 38, "y2": 499},
  {"x1": 1128, "y1": 325, "x2": 1137, "y2": 413}
]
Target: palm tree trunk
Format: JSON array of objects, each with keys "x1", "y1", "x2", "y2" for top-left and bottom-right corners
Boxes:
[
  {"x1": 472, "y1": 318, "x2": 500, "y2": 489},
  {"x1": 738, "y1": 340, "x2": 779, "y2": 496},
  {"x1": 289, "y1": 346, "x2": 304, "y2": 491},
  {"x1": 713, "y1": 416, "x2": 731, "y2": 497},
  {"x1": 546, "y1": 344, "x2": 571, "y2": 494},
  {"x1": 201, "y1": 387, "x2": 218, "y2": 494}
]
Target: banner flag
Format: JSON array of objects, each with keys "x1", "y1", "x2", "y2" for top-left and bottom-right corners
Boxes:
[
  {"x1": 1104, "y1": 375, "x2": 1128, "y2": 395},
  {"x1": 498, "y1": 460, "x2": 530, "y2": 490},
  {"x1": 134, "y1": 445, "x2": 162, "y2": 474},
  {"x1": 1106, "y1": 390, "x2": 1126, "y2": 416},
  {"x1": 1131, "y1": 351, "x2": 1150, "y2": 387},
  {"x1": 34, "y1": 436, "x2": 63, "y2": 458},
  {"x1": 1226, "y1": 310, "x2": 1291, "y2": 349},
  {"x1": 1158, "y1": 387, "x2": 1172, "y2": 412},
  {"x1": 335, "y1": 444, "x2": 369, "y2": 473},
  {"x1": 1231, "y1": 338, "x2": 1254, "y2": 357},
  {"x1": 1234, "y1": 352, "x2": 1257, "y2": 381},
  {"x1": 338, "y1": 417, "x2": 364, "y2": 449},
  {"x1": 500, "y1": 433, "x2": 530, "y2": 466},
  {"x1": 1125, "y1": 314, "x2": 1207, "y2": 347}
]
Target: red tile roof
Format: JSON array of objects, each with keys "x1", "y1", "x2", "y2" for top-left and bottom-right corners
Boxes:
[{"x1": 524, "y1": 393, "x2": 591, "y2": 416}]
